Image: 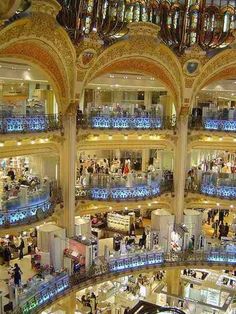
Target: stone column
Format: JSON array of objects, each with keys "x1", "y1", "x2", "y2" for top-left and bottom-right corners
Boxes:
[
  {"x1": 142, "y1": 149, "x2": 150, "y2": 171},
  {"x1": 60, "y1": 108, "x2": 76, "y2": 237},
  {"x1": 166, "y1": 269, "x2": 183, "y2": 296},
  {"x1": 144, "y1": 91, "x2": 152, "y2": 109},
  {"x1": 174, "y1": 114, "x2": 188, "y2": 223}
]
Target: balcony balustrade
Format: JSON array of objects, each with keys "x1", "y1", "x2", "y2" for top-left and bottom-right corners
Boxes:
[
  {"x1": 200, "y1": 173, "x2": 236, "y2": 199},
  {"x1": 77, "y1": 114, "x2": 176, "y2": 130},
  {"x1": 189, "y1": 115, "x2": 236, "y2": 132},
  {"x1": 0, "y1": 184, "x2": 60, "y2": 228},
  {"x1": 76, "y1": 172, "x2": 173, "y2": 201},
  {"x1": 187, "y1": 172, "x2": 236, "y2": 199},
  {"x1": 0, "y1": 114, "x2": 62, "y2": 134},
  {"x1": 15, "y1": 246, "x2": 236, "y2": 314}
]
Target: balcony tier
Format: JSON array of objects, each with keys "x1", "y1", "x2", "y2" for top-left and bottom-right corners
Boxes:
[
  {"x1": 189, "y1": 116, "x2": 236, "y2": 132},
  {"x1": 0, "y1": 114, "x2": 62, "y2": 134},
  {"x1": 77, "y1": 114, "x2": 176, "y2": 130},
  {"x1": 0, "y1": 187, "x2": 56, "y2": 228},
  {"x1": 17, "y1": 247, "x2": 236, "y2": 314},
  {"x1": 76, "y1": 173, "x2": 173, "y2": 201}
]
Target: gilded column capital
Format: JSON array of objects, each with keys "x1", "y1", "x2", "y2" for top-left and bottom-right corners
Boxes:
[{"x1": 31, "y1": 0, "x2": 61, "y2": 18}]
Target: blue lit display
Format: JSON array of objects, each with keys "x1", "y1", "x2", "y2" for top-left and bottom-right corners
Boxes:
[
  {"x1": 91, "y1": 116, "x2": 162, "y2": 129},
  {"x1": 0, "y1": 198, "x2": 51, "y2": 227},
  {"x1": 207, "y1": 252, "x2": 236, "y2": 263},
  {"x1": 0, "y1": 116, "x2": 47, "y2": 132},
  {"x1": 90, "y1": 184, "x2": 160, "y2": 200},
  {"x1": 20, "y1": 273, "x2": 69, "y2": 314},
  {"x1": 109, "y1": 252, "x2": 164, "y2": 271},
  {"x1": 0, "y1": 114, "x2": 61, "y2": 133},
  {"x1": 201, "y1": 184, "x2": 236, "y2": 199},
  {"x1": 204, "y1": 119, "x2": 236, "y2": 131},
  {"x1": 15, "y1": 249, "x2": 236, "y2": 313}
]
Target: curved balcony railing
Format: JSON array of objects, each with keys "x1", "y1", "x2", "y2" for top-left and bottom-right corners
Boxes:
[
  {"x1": 187, "y1": 172, "x2": 236, "y2": 199},
  {"x1": 77, "y1": 114, "x2": 176, "y2": 130},
  {"x1": 14, "y1": 247, "x2": 236, "y2": 314},
  {"x1": 0, "y1": 185, "x2": 61, "y2": 227},
  {"x1": 189, "y1": 115, "x2": 236, "y2": 132},
  {"x1": 0, "y1": 114, "x2": 62, "y2": 134},
  {"x1": 76, "y1": 173, "x2": 173, "y2": 200}
]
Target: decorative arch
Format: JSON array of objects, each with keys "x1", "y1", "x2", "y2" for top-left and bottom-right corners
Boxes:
[
  {"x1": 0, "y1": 11, "x2": 76, "y2": 112},
  {"x1": 191, "y1": 49, "x2": 236, "y2": 101},
  {"x1": 81, "y1": 38, "x2": 184, "y2": 112}
]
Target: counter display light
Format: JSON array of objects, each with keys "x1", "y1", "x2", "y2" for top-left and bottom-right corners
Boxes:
[
  {"x1": 109, "y1": 252, "x2": 163, "y2": 271},
  {"x1": 0, "y1": 114, "x2": 61, "y2": 133},
  {"x1": 204, "y1": 119, "x2": 236, "y2": 131},
  {"x1": 201, "y1": 184, "x2": 236, "y2": 199},
  {"x1": 91, "y1": 116, "x2": 162, "y2": 129},
  {"x1": 0, "y1": 198, "x2": 51, "y2": 227},
  {"x1": 90, "y1": 184, "x2": 160, "y2": 200},
  {"x1": 20, "y1": 273, "x2": 69, "y2": 314},
  {"x1": 206, "y1": 251, "x2": 236, "y2": 263}
]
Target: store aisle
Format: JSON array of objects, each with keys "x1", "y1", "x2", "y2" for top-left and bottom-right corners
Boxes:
[
  {"x1": 202, "y1": 212, "x2": 234, "y2": 243},
  {"x1": 0, "y1": 255, "x2": 36, "y2": 308}
]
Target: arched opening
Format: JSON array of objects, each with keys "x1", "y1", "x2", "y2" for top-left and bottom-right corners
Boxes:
[
  {"x1": 83, "y1": 57, "x2": 181, "y2": 113},
  {"x1": 0, "y1": 58, "x2": 62, "y2": 133},
  {"x1": 188, "y1": 72, "x2": 236, "y2": 200},
  {"x1": 0, "y1": 16, "x2": 76, "y2": 113},
  {"x1": 0, "y1": 58, "x2": 62, "y2": 227},
  {"x1": 76, "y1": 66, "x2": 175, "y2": 203}
]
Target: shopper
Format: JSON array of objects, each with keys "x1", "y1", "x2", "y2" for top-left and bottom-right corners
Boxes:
[
  {"x1": 224, "y1": 223, "x2": 229, "y2": 237},
  {"x1": 219, "y1": 222, "x2": 224, "y2": 240},
  {"x1": 212, "y1": 220, "x2": 219, "y2": 238},
  {"x1": 13, "y1": 263, "x2": 22, "y2": 286},
  {"x1": 18, "y1": 238, "x2": 25, "y2": 260},
  {"x1": 219, "y1": 210, "x2": 224, "y2": 223},
  {"x1": 4, "y1": 245, "x2": 11, "y2": 266}
]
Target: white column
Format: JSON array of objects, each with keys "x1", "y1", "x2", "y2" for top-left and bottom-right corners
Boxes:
[
  {"x1": 144, "y1": 91, "x2": 152, "y2": 109},
  {"x1": 114, "y1": 149, "x2": 121, "y2": 159},
  {"x1": 60, "y1": 112, "x2": 76, "y2": 237},
  {"x1": 142, "y1": 149, "x2": 150, "y2": 171},
  {"x1": 174, "y1": 114, "x2": 188, "y2": 223}
]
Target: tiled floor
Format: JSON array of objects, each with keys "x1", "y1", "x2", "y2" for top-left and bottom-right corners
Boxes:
[{"x1": 0, "y1": 255, "x2": 36, "y2": 308}]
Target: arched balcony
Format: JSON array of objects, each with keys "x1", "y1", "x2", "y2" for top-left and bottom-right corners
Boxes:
[
  {"x1": 0, "y1": 60, "x2": 63, "y2": 135},
  {"x1": 189, "y1": 77, "x2": 236, "y2": 132},
  {"x1": 77, "y1": 72, "x2": 177, "y2": 131}
]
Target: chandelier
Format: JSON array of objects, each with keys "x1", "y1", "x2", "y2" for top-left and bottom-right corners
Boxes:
[{"x1": 57, "y1": 0, "x2": 236, "y2": 54}]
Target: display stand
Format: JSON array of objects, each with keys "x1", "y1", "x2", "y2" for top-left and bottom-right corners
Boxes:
[
  {"x1": 37, "y1": 224, "x2": 66, "y2": 270},
  {"x1": 107, "y1": 212, "x2": 134, "y2": 233},
  {"x1": 151, "y1": 209, "x2": 174, "y2": 252},
  {"x1": 184, "y1": 209, "x2": 202, "y2": 249},
  {"x1": 75, "y1": 216, "x2": 91, "y2": 237}
]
